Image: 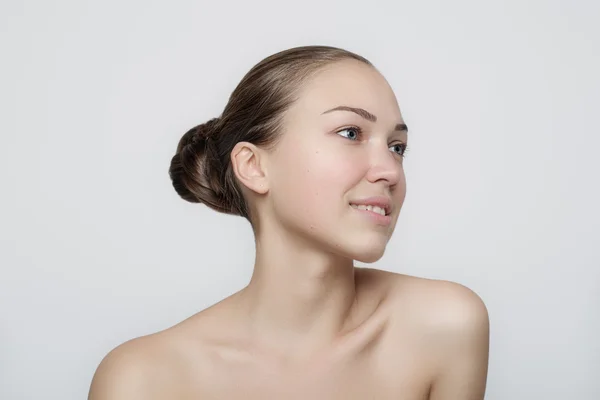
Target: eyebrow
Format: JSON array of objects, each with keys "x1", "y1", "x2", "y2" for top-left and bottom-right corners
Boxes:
[{"x1": 321, "y1": 105, "x2": 408, "y2": 133}]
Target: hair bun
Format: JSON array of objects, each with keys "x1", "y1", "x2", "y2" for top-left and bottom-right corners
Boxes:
[
  {"x1": 177, "y1": 117, "x2": 220, "y2": 153},
  {"x1": 169, "y1": 117, "x2": 228, "y2": 209}
]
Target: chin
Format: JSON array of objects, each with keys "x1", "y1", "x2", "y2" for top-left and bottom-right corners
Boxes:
[
  {"x1": 321, "y1": 228, "x2": 391, "y2": 264},
  {"x1": 341, "y1": 241, "x2": 387, "y2": 264},
  {"x1": 353, "y1": 249, "x2": 386, "y2": 264}
]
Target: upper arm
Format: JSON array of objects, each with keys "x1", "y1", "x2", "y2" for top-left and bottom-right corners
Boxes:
[
  {"x1": 88, "y1": 339, "x2": 164, "y2": 400},
  {"x1": 427, "y1": 282, "x2": 490, "y2": 400}
]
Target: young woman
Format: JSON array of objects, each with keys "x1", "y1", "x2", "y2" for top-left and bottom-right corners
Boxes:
[{"x1": 89, "y1": 45, "x2": 489, "y2": 399}]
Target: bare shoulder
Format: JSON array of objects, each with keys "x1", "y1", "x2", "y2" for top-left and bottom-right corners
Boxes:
[
  {"x1": 400, "y1": 272, "x2": 487, "y2": 329},
  {"x1": 360, "y1": 267, "x2": 489, "y2": 330},
  {"x1": 365, "y1": 267, "x2": 490, "y2": 399},
  {"x1": 88, "y1": 334, "x2": 173, "y2": 400},
  {"x1": 87, "y1": 331, "x2": 195, "y2": 400},
  {"x1": 87, "y1": 300, "x2": 236, "y2": 400}
]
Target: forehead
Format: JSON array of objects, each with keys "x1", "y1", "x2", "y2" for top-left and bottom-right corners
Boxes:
[{"x1": 289, "y1": 59, "x2": 403, "y2": 123}]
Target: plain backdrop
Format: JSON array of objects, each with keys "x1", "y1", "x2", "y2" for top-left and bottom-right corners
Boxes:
[{"x1": 1, "y1": 0, "x2": 599, "y2": 399}]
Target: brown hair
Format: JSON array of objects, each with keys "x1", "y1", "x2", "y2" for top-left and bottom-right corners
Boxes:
[{"x1": 168, "y1": 45, "x2": 372, "y2": 224}]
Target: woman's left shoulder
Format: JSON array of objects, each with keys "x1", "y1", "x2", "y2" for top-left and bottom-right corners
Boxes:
[
  {"x1": 361, "y1": 268, "x2": 490, "y2": 398},
  {"x1": 361, "y1": 267, "x2": 489, "y2": 332}
]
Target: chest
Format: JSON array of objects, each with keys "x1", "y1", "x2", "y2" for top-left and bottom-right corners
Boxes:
[{"x1": 187, "y1": 355, "x2": 431, "y2": 400}]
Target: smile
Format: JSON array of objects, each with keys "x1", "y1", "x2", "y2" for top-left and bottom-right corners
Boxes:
[
  {"x1": 350, "y1": 203, "x2": 387, "y2": 216},
  {"x1": 349, "y1": 204, "x2": 393, "y2": 226}
]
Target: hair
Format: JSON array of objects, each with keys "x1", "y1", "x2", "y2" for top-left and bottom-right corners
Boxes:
[{"x1": 168, "y1": 45, "x2": 373, "y2": 224}]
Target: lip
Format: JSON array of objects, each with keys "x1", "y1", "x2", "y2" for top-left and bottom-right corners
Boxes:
[
  {"x1": 349, "y1": 196, "x2": 392, "y2": 216},
  {"x1": 349, "y1": 196, "x2": 393, "y2": 226},
  {"x1": 349, "y1": 204, "x2": 392, "y2": 226}
]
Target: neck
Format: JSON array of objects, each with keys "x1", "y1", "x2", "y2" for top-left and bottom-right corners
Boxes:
[{"x1": 239, "y1": 224, "x2": 359, "y2": 357}]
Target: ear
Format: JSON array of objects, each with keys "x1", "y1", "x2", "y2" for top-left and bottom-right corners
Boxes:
[{"x1": 230, "y1": 141, "x2": 269, "y2": 195}]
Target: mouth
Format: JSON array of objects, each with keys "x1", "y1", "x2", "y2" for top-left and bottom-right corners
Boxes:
[
  {"x1": 348, "y1": 196, "x2": 392, "y2": 216},
  {"x1": 349, "y1": 202, "x2": 393, "y2": 226},
  {"x1": 349, "y1": 203, "x2": 390, "y2": 216}
]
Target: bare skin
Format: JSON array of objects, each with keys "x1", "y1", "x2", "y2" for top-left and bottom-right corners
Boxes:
[
  {"x1": 89, "y1": 269, "x2": 488, "y2": 399},
  {"x1": 89, "y1": 59, "x2": 489, "y2": 399}
]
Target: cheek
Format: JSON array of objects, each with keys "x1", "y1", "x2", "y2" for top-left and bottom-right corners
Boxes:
[
  {"x1": 271, "y1": 143, "x2": 362, "y2": 225},
  {"x1": 396, "y1": 172, "x2": 407, "y2": 203}
]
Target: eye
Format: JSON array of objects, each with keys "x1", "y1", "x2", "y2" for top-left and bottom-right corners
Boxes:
[
  {"x1": 335, "y1": 126, "x2": 362, "y2": 141},
  {"x1": 390, "y1": 142, "x2": 409, "y2": 158}
]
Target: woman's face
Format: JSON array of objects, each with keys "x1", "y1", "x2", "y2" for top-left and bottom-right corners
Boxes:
[{"x1": 265, "y1": 59, "x2": 408, "y2": 263}]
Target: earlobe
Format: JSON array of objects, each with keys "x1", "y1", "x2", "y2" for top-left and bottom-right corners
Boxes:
[{"x1": 230, "y1": 142, "x2": 269, "y2": 195}]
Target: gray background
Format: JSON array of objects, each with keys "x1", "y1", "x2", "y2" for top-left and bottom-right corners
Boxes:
[{"x1": 1, "y1": 0, "x2": 598, "y2": 399}]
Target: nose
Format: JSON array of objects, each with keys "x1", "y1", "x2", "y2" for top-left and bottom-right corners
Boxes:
[{"x1": 365, "y1": 141, "x2": 403, "y2": 187}]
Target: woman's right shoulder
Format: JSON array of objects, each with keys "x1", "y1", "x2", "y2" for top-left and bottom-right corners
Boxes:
[
  {"x1": 87, "y1": 305, "x2": 227, "y2": 400},
  {"x1": 87, "y1": 333, "x2": 175, "y2": 400},
  {"x1": 87, "y1": 323, "x2": 214, "y2": 400}
]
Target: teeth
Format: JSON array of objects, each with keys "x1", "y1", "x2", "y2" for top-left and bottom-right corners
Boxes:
[
  {"x1": 372, "y1": 206, "x2": 385, "y2": 215},
  {"x1": 350, "y1": 204, "x2": 387, "y2": 216}
]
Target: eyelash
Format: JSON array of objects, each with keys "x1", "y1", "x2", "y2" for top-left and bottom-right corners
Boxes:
[{"x1": 336, "y1": 125, "x2": 409, "y2": 158}]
